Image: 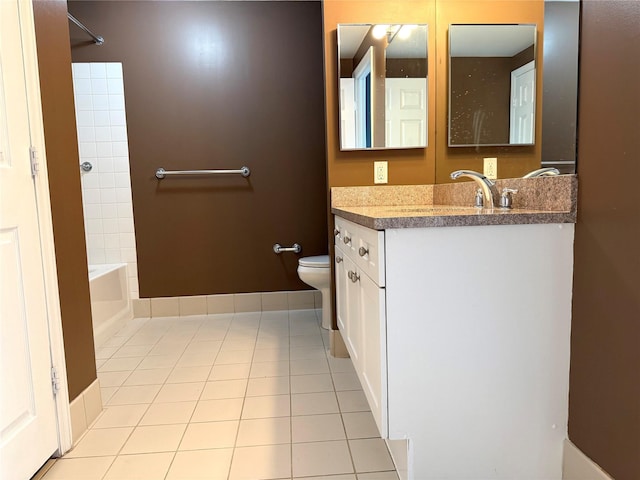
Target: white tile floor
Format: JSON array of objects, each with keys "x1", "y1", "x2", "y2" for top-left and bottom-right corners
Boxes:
[{"x1": 43, "y1": 309, "x2": 398, "y2": 480}]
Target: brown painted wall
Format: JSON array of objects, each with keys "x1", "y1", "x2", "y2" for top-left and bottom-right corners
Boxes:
[
  {"x1": 569, "y1": 1, "x2": 640, "y2": 479},
  {"x1": 69, "y1": 1, "x2": 327, "y2": 297},
  {"x1": 33, "y1": 0, "x2": 96, "y2": 401},
  {"x1": 435, "y1": 1, "x2": 544, "y2": 183}
]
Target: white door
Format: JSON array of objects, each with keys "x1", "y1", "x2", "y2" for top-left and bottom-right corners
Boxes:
[
  {"x1": 339, "y1": 78, "x2": 356, "y2": 150},
  {"x1": 385, "y1": 77, "x2": 427, "y2": 148},
  {"x1": 1, "y1": 1, "x2": 60, "y2": 478},
  {"x1": 509, "y1": 61, "x2": 535, "y2": 144}
]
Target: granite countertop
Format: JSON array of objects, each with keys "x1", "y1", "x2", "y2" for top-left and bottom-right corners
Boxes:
[
  {"x1": 331, "y1": 204, "x2": 576, "y2": 230},
  {"x1": 331, "y1": 175, "x2": 578, "y2": 230}
]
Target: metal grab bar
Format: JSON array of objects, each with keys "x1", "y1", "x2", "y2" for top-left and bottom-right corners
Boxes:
[
  {"x1": 68, "y1": 13, "x2": 104, "y2": 45},
  {"x1": 273, "y1": 243, "x2": 301, "y2": 254},
  {"x1": 155, "y1": 166, "x2": 250, "y2": 179}
]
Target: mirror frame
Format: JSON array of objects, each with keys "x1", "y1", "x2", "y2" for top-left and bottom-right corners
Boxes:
[{"x1": 448, "y1": 23, "x2": 538, "y2": 148}]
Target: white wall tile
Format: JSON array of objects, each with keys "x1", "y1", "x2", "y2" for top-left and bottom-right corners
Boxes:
[
  {"x1": 81, "y1": 171, "x2": 100, "y2": 189},
  {"x1": 114, "y1": 173, "x2": 131, "y2": 188},
  {"x1": 110, "y1": 110, "x2": 127, "y2": 126},
  {"x1": 105, "y1": 63, "x2": 123, "y2": 79},
  {"x1": 118, "y1": 218, "x2": 135, "y2": 233},
  {"x1": 111, "y1": 126, "x2": 128, "y2": 141},
  {"x1": 107, "y1": 78, "x2": 124, "y2": 95},
  {"x1": 77, "y1": 126, "x2": 96, "y2": 142},
  {"x1": 96, "y1": 143, "x2": 113, "y2": 159},
  {"x1": 102, "y1": 204, "x2": 118, "y2": 219},
  {"x1": 93, "y1": 95, "x2": 110, "y2": 111},
  {"x1": 88, "y1": 234, "x2": 105, "y2": 249},
  {"x1": 122, "y1": 248, "x2": 137, "y2": 263},
  {"x1": 72, "y1": 63, "x2": 91, "y2": 79},
  {"x1": 100, "y1": 188, "x2": 117, "y2": 204},
  {"x1": 99, "y1": 173, "x2": 116, "y2": 189},
  {"x1": 120, "y1": 233, "x2": 136, "y2": 248},
  {"x1": 95, "y1": 126, "x2": 112, "y2": 142},
  {"x1": 84, "y1": 204, "x2": 102, "y2": 220},
  {"x1": 85, "y1": 219, "x2": 104, "y2": 235},
  {"x1": 116, "y1": 187, "x2": 132, "y2": 203},
  {"x1": 79, "y1": 142, "x2": 97, "y2": 158},
  {"x1": 94, "y1": 110, "x2": 111, "y2": 126},
  {"x1": 73, "y1": 78, "x2": 92, "y2": 94},
  {"x1": 103, "y1": 218, "x2": 119, "y2": 234},
  {"x1": 117, "y1": 203, "x2": 133, "y2": 219},
  {"x1": 83, "y1": 188, "x2": 101, "y2": 205},
  {"x1": 104, "y1": 234, "x2": 120, "y2": 249},
  {"x1": 112, "y1": 142, "x2": 129, "y2": 156},
  {"x1": 105, "y1": 249, "x2": 121, "y2": 263},
  {"x1": 76, "y1": 110, "x2": 94, "y2": 127},
  {"x1": 114, "y1": 157, "x2": 130, "y2": 173},
  {"x1": 75, "y1": 94, "x2": 93, "y2": 111},
  {"x1": 91, "y1": 78, "x2": 108, "y2": 94},
  {"x1": 98, "y1": 158, "x2": 115, "y2": 173},
  {"x1": 90, "y1": 62, "x2": 107, "y2": 78},
  {"x1": 109, "y1": 95, "x2": 125, "y2": 110}
]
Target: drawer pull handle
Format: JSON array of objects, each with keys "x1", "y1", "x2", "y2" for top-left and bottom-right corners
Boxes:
[
  {"x1": 358, "y1": 247, "x2": 369, "y2": 257},
  {"x1": 348, "y1": 271, "x2": 360, "y2": 283},
  {"x1": 343, "y1": 236, "x2": 351, "y2": 244},
  {"x1": 334, "y1": 228, "x2": 340, "y2": 237},
  {"x1": 336, "y1": 256, "x2": 343, "y2": 263}
]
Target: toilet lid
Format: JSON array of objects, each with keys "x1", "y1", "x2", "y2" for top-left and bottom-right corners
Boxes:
[{"x1": 299, "y1": 255, "x2": 330, "y2": 268}]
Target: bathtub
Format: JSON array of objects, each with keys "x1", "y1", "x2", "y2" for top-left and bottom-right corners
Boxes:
[{"x1": 89, "y1": 263, "x2": 133, "y2": 349}]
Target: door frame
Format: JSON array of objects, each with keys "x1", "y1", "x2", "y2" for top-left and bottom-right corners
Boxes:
[{"x1": 17, "y1": 0, "x2": 72, "y2": 455}]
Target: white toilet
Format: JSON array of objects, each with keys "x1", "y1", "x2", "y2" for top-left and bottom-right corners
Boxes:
[{"x1": 297, "y1": 255, "x2": 331, "y2": 330}]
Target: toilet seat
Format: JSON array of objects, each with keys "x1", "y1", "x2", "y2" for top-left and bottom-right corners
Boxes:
[{"x1": 298, "y1": 255, "x2": 330, "y2": 268}]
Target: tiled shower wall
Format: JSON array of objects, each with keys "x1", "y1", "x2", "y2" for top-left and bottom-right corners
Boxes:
[{"x1": 72, "y1": 62, "x2": 139, "y2": 299}]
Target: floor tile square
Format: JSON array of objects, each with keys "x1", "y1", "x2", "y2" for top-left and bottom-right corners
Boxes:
[
  {"x1": 242, "y1": 394, "x2": 291, "y2": 419},
  {"x1": 166, "y1": 448, "x2": 233, "y2": 479},
  {"x1": 176, "y1": 350, "x2": 218, "y2": 367},
  {"x1": 154, "y1": 382, "x2": 204, "y2": 403},
  {"x1": 246, "y1": 376, "x2": 290, "y2": 397},
  {"x1": 99, "y1": 357, "x2": 143, "y2": 372},
  {"x1": 342, "y1": 411, "x2": 380, "y2": 439},
  {"x1": 215, "y1": 349, "x2": 254, "y2": 365},
  {"x1": 250, "y1": 361, "x2": 289, "y2": 378},
  {"x1": 106, "y1": 385, "x2": 161, "y2": 405},
  {"x1": 252, "y1": 348, "x2": 289, "y2": 363},
  {"x1": 112, "y1": 344, "x2": 153, "y2": 358},
  {"x1": 349, "y1": 438, "x2": 395, "y2": 473},
  {"x1": 139, "y1": 401, "x2": 196, "y2": 425},
  {"x1": 290, "y1": 346, "x2": 327, "y2": 360},
  {"x1": 292, "y1": 392, "x2": 339, "y2": 416},
  {"x1": 290, "y1": 374, "x2": 334, "y2": 394},
  {"x1": 290, "y1": 358, "x2": 330, "y2": 375},
  {"x1": 122, "y1": 368, "x2": 171, "y2": 386},
  {"x1": 41, "y1": 456, "x2": 114, "y2": 479},
  {"x1": 103, "y1": 452, "x2": 174, "y2": 480},
  {"x1": 179, "y1": 420, "x2": 239, "y2": 450},
  {"x1": 137, "y1": 354, "x2": 179, "y2": 370},
  {"x1": 191, "y1": 398, "x2": 244, "y2": 422},
  {"x1": 236, "y1": 417, "x2": 291, "y2": 446},
  {"x1": 229, "y1": 444, "x2": 291, "y2": 480},
  {"x1": 93, "y1": 405, "x2": 148, "y2": 429},
  {"x1": 289, "y1": 334, "x2": 324, "y2": 348},
  {"x1": 97, "y1": 371, "x2": 131, "y2": 388},
  {"x1": 337, "y1": 390, "x2": 370, "y2": 413},
  {"x1": 332, "y1": 372, "x2": 363, "y2": 391},
  {"x1": 292, "y1": 440, "x2": 353, "y2": 477},
  {"x1": 120, "y1": 424, "x2": 186, "y2": 454},
  {"x1": 292, "y1": 414, "x2": 346, "y2": 443},
  {"x1": 64, "y1": 427, "x2": 133, "y2": 457},
  {"x1": 166, "y1": 365, "x2": 211, "y2": 383},
  {"x1": 357, "y1": 472, "x2": 399, "y2": 480},
  {"x1": 201, "y1": 379, "x2": 248, "y2": 400},
  {"x1": 328, "y1": 356, "x2": 356, "y2": 374},
  {"x1": 209, "y1": 363, "x2": 251, "y2": 381}
]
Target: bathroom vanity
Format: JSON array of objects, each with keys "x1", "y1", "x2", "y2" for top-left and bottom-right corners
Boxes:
[{"x1": 331, "y1": 177, "x2": 577, "y2": 480}]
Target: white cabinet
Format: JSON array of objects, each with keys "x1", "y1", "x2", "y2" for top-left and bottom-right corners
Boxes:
[
  {"x1": 334, "y1": 217, "x2": 387, "y2": 438},
  {"x1": 334, "y1": 215, "x2": 575, "y2": 480}
]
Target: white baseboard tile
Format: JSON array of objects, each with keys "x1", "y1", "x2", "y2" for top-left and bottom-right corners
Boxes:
[
  {"x1": 386, "y1": 438, "x2": 410, "y2": 480},
  {"x1": 140, "y1": 290, "x2": 318, "y2": 317},
  {"x1": 563, "y1": 439, "x2": 614, "y2": 480},
  {"x1": 69, "y1": 378, "x2": 103, "y2": 445}
]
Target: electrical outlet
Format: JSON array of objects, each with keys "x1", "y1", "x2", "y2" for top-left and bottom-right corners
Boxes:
[
  {"x1": 374, "y1": 161, "x2": 388, "y2": 184},
  {"x1": 484, "y1": 157, "x2": 498, "y2": 180}
]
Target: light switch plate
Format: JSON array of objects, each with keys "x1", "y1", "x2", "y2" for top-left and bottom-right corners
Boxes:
[
  {"x1": 374, "y1": 161, "x2": 388, "y2": 184},
  {"x1": 484, "y1": 157, "x2": 498, "y2": 180}
]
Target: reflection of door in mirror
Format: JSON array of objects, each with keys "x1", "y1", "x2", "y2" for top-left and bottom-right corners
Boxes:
[
  {"x1": 353, "y1": 47, "x2": 374, "y2": 148},
  {"x1": 510, "y1": 60, "x2": 535, "y2": 143}
]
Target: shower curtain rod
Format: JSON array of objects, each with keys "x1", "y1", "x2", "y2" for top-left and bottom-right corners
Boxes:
[{"x1": 67, "y1": 12, "x2": 104, "y2": 46}]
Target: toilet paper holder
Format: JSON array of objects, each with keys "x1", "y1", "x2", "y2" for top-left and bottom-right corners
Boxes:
[{"x1": 273, "y1": 243, "x2": 301, "y2": 254}]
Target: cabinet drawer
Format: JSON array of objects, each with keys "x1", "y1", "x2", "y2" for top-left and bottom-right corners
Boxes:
[{"x1": 335, "y1": 216, "x2": 385, "y2": 286}]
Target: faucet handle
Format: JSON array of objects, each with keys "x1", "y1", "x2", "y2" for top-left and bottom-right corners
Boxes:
[
  {"x1": 474, "y1": 188, "x2": 484, "y2": 208},
  {"x1": 500, "y1": 188, "x2": 518, "y2": 209}
]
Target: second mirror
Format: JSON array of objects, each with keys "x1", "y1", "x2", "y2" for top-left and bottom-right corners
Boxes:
[{"x1": 338, "y1": 24, "x2": 428, "y2": 151}]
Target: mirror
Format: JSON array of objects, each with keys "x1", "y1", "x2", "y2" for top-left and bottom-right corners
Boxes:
[
  {"x1": 338, "y1": 24, "x2": 428, "y2": 151},
  {"x1": 448, "y1": 24, "x2": 537, "y2": 147}
]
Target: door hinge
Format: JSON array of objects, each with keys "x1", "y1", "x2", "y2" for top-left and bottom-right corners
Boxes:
[
  {"x1": 29, "y1": 147, "x2": 39, "y2": 177},
  {"x1": 51, "y1": 366, "x2": 60, "y2": 396}
]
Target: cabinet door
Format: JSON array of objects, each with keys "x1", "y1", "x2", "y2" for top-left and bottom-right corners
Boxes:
[
  {"x1": 344, "y1": 256, "x2": 362, "y2": 369},
  {"x1": 359, "y1": 272, "x2": 388, "y2": 437}
]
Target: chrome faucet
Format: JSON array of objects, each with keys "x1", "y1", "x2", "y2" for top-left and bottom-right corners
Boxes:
[
  {"x1": 522, "y1": 167, "x2": 560, "y2": 178},
  {"x1": 450, "y1": 170, "x2": 500, "y2": 209}
]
